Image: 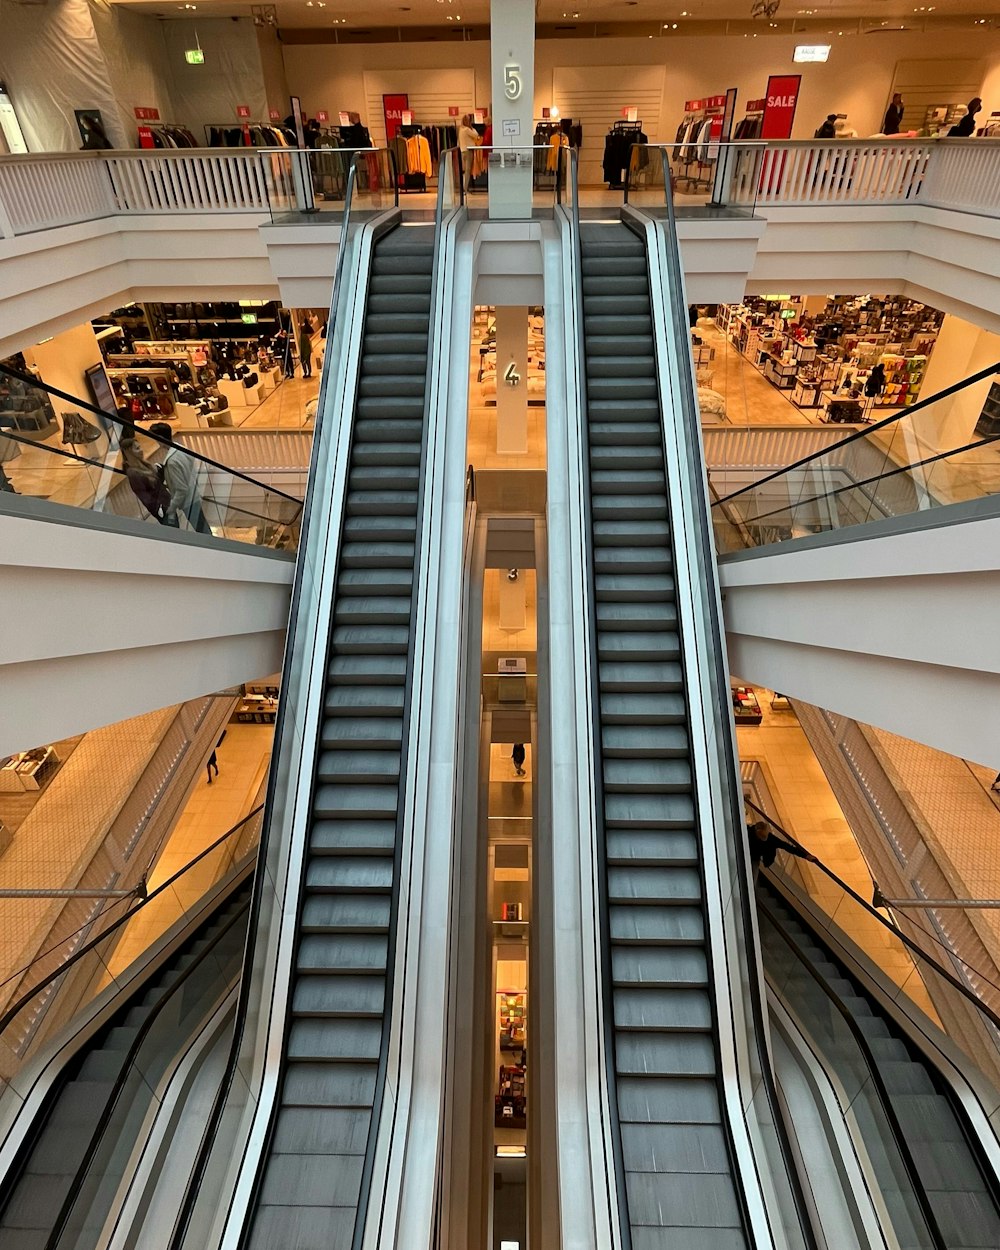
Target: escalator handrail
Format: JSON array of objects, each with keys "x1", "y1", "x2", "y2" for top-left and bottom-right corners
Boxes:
[
  {"x1": 14, "y1": 877, "x2": 252, "y2": 1246},
  {"x1": 166, "y1": 154, "x2": 373, "y2": 1250},
  {"x1": 709, "y1": 359, "x2": 1000, "y2": 510},
  {"x1": 349, "y1": 146, "x2": 463, "y2": 1250},
  {"x1": 561, "y1": 145, "x2": 633, "y2": 1249},
  {"x1": 757, "y1": 890, "x2": 948, "y2": 1250},
  {"x1": 0, "y1": 804, "x2": 262, "y2": 1037},
  {"x1": 631, "y1": 151, "x2": 820, "y2": 1250},
  {"x1": 746, "y1": 798, "x2": 1000, "y2": 1033},
  {"x1": 0, "y1": 362, "x2": 306, "y2": 507}
]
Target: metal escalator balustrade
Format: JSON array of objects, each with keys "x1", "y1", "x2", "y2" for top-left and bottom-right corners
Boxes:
[
  {"x1": 759, "y1": 879, "x2": 1000, "y2": 1250},
  {"x1": 246, "y1": 225, "x2": 435, "y2": 1250},
  {"x1": 0, "y1": 876, "x2": 252, "y2": 1250},
  {"x1": 579, "y1": 221, "x2": 749, "y2": 1249}
]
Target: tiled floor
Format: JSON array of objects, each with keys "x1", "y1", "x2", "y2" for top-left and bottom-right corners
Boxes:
[{"x1": 104, "y1": 720, "x2": 274, "y2": 976}]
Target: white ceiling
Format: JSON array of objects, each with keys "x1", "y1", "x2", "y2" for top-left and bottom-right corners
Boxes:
[{"x1": 107, "y1": 0, "x2": 998, "y2": 30}]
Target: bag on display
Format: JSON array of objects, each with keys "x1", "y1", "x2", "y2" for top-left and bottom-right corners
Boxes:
[{"x1": 61, "y1": 411, "x2": 102, "y2": 443}]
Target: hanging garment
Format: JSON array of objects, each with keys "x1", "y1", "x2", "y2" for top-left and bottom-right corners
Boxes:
[
  {"x1": 405, "y1": 133, "x2": 432, "y2": 176},
  {"x1": 547, "y1": 131, "x2": 569, "y2": 172}
]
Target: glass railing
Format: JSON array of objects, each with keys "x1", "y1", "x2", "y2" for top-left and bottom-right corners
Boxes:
[
  {"x1": 758, "y1": 897, "x2": 945, "y2": 1249},
  {"x1": 0, "y1": 364, "x2": 302, "y2": 549},
  {"x1": 749, "y1": 799, "x2": 1000, "y2": 1095},
  {"x1": 46, "y1": 884, "x2": 250, "y2": 1250},
  {"x1": 0, "y1": 805, "x2": 262, "y2": 1105},
  {"x1": 263, "y1": 146, "x2": 398, "y2": 223},
  {"x1": 624, "y1": 142, "x2": 761, "y2": 216},
  {"x1": 711, "y1": 360, "x2": 1000, "y2": 553}
]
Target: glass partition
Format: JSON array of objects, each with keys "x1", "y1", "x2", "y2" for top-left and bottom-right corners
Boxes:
[
  {"x1": 0, "y1": 806, "x2": 261, "y2": 1108},
  {"x1": 263, "y1": 147, "x2": 398, "y2": 224},
  {"x1": 711, "y1": 362, "x2": 1000, "y2": 554},
  {"x1": 0, "y1": 365, "x2": 302, "y2": 550}
]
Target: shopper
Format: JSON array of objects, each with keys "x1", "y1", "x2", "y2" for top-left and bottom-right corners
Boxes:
[
  {"x1": 298, "y1": 323, "x2": 313, "y2": 379},
  {"x1": 120, "y1": 434, "x2": 170, "y2": 522},
  {"x1": 511, "y1": 743, "x2": 526, "y2": 777},
  {"x1": 458, "y1": 113, "x2": 480, "y2": 191},
  {"x1": 882, "y1": 93, "x2": 905, "y2": 135},
  {"x1": 746, "y1": 820, "x2": 818, "y2": 875},
  {"x1": 949, "y1": 98, "x2": 983, "y2": 136},
  {"x1": 206, "y1": 730, "x2": 226, "y2": 784},
  {"x1": 148, "y1": 422, "x2": 211, "y2": 533},
  {"x1": 814, "y1": 114, "x2": 837, "y2": 139}
]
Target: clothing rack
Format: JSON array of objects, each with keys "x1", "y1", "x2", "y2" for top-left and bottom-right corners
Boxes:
[
  {"x1": 603, "y1": 120, "x2": 647, "y2": 190},
  {"x1": 671, "y1": 96, "x2": 727, "y2": 190},
  {"x1": 141, "y1": 122, "x2": 199, "y2": 149},
  {"x1": 205, "y1": 122, "x2": 295, "y2": 148}
]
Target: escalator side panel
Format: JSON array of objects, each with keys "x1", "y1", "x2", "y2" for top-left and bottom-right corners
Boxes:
[
  {"x1": 581, "y1": 223, "x2": 748, "y2": 1249},
  {"x1": 761, "y1": 881, "x2": 1000, "y2": 1249},
  {"x1": 249, "y1": 227, "x2": 435, "y2": 1250}
]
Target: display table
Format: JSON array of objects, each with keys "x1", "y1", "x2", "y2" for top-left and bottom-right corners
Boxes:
[
  {"x1": 0, "y1": 746, "x2": 61, "y2": 792},
  {"x1": 792, "y1": 379, "x2": 826, "y2": 408},
  {"x1": 218, "y1": 379, "x2": 265, "y2": 410},
  {"x1": 732, "y1": 685, "x2": 762, "y2": 727},
  {"x1": 763, "y1": 357, "x2": 796, "y2": 390}
]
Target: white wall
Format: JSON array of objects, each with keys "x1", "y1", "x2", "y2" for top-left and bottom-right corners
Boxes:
[
  {"x1": 911, "y1": 313, "x2": 1000, "y2": 451},
  {"x1": 0, "y1": 0, "x2": 129, "y2": 151},
  {"x1": 89, "y1": 5, "x2": 177, "y2": 145},
  {"x1": 0, "y1": 507, "x2": 294, "y2": 755},
  {"x1": 24, "y1": 322, "x2": 105, "y2": 419},
  {"x1": 158, "y1": 18, "x2": 270, "y2": 143}
]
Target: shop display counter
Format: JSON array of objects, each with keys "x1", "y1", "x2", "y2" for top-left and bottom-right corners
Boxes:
[
  {"x1": 218, "y1": 379, "x2": 264, "y2": 410},
  {"x1": 0, "y1": 746, "x2": 61, "y2": 792},
  {"x1": 732, "y1": 685, "x2": 762, "y2": 727}
]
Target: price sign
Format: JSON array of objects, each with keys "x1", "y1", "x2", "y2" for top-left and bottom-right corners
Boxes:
[
  {"x1": 316, "y1": 110, "x2": 329, "y2": 122},
  {"x1": 236, "y1": 104, "x2": 251, "y2": 119},
  {"x1": 448, "y1": 106, "x2": 459, "y2": 117},
  {"x1": 339, "y1": 111, "x2": 351, "y2": 125},
  {"x1": 401, "y1": 110, "x2": 413, "y2": 125},
  {"x1": 134, "y1": 107, "x2": 160, "y2": 121},
  {"x1": 623, "y1": 106, "x2": 638, "y2": 122},
  {"x1": 269, "y1": 108, "x2": 281, "y2": 121}
]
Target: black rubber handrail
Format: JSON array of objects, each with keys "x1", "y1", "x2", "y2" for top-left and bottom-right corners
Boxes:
[
  {"x1": 644, "y1": 145, "x2": 821, "y2": 1250},
  {"x1": 758, "y1": 890, "x2": 948, "y2": 1250},
  {"x1": 745, "y1": 797, "x2": 1000, "y2": 1030},
  {"x1": 710, "y1": 359, "x2": 1000, "y2": 509},
  {"x1": 42, "y1": 879, "x2": 253, "y2": 1250},
  {"x1": 0, "y1": 805, "x2": 262, "y2": 1037},
  {"x1": 0, "y1": 362, "x2": 305, "y2": 505}
]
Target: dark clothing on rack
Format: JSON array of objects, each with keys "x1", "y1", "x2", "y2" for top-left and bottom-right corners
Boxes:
[{"x1": 603, "y1": 125, "x2": 647, "y2": 188}]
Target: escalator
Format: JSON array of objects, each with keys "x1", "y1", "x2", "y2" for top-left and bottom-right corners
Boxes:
[
  {"x1": 0, "y1": 876, "x2": 251, "y2": 1250},
  {"x1": 579, "y1": 222, "x2": 749, "y2": 1247},
  {"x1": 759, "y1": 879, "x2": 1000, "y2": 1249},
  {"x1": 246, "y1": 223, "x2": 435, "y2": 1249}
]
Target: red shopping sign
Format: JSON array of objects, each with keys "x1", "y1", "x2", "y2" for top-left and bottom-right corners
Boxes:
[
  {"x1": 382, "y1": 93, "x2": 409, "y2": 140},
  {"x1": 761, "y1": 75, "x2": 801, "y2": 139},
  {"x1": 236, "y1": 104, "x2": 251, "y2": 119}
]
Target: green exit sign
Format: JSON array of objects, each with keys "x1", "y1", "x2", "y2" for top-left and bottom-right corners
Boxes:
[
  {"x1": 185, "y1": 48, "x2": 205, "y2": 64},
  {"x1": 241, "y1": 313, "x2": 258, "y2": 324}
]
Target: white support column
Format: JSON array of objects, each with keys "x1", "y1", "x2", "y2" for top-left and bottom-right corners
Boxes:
[
  {"x1": 489, "y1": 0, "x2": 535, "y2": 220},
  {"x1": 495, "y1": 305, "x2": 529, "y2": 455}
]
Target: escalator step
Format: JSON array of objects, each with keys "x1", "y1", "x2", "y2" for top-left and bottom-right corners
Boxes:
[
  {"x1": 610, "y1": 904, "x2": 705, "y2": 945},
  {"x1": 293, "y1": 976, "x2": 385, "y2": 1018},
  {"x1": 598, "y1": 631, "x2": 680, "y2": 662},
  {"x1": 616, "y1": 1074, "x2": 721, "y2": 1125},
  {"x1": 281, "y1": 1061, "x2": 377, "y2": 1108},
  {"x1": 599, "y1": 661, "x2": 683, "y2": 692},
  {"x1": 312, "y1": 783, "x2": 399, "y2": 820},
  {"x1": 300, "y1": 895, "x2": 391, "y2": 934},
  {"x1": 321, "y1": 718, "x2": 403, "y2": 749},
  {"x1": 330, "y1": 626, "x2": 410, "y2": 657},
  {"x1": 271, "y1": 1106, "x2": 371, "y2": 1155},
  {"x1": 346, "y1": 489, "x2": 418, "y2": 515},
  {"x1": 316, "y1": 750, "x2": 401, "y2": 784},
  {"x1": 258, "y1": 1153, "x2": 363, "y2": 1211},
  {"x1": 607, "y1": 829, "x2": 699, "y2": 866},
  {"x1": 325, "y1": 686, "x2": 405, "y2": 716},
  {"x1": 597, "y1": 600, "x2": 678, "y2": 630},
  {"x1": 600, "y1": 690, "x2": 687, "y2": 724},
  {"x1": 602, "y1": 724, "x2": 690, "y2": 758},
  {"x1": 311, "y1": 819, "x2": 396, "y2": 856},
  {"x1": 615, "y1": 1032, "x2": 716, "y2": 1078},
  {"x1": 608, "y1": 865, "x2": 702, "y2": 903},
  {"x1": 306, "y1": 858, "x2": 394, "y2": 893},
  {"x1": 612, "y1": 946, "x2": 708, "y2": 988},
  {"x1": 287, "y1": 1018, "x2": 382, "y2": 1063},
  {"x1": 328, "y1": 655, "x2": 407, "y2": 684},
  {"x1": 605, "y1": 792, "x2": 696, "y2": 828},
  {"x1": 603, "y1": 757, "x2": 692, "y2": 792},
  {"x1": 615, "y1": 987, "x2": 713, "y2": 1032},
  {"x1": 296, "y1": 934, "x2": 388, "y2": 974}
]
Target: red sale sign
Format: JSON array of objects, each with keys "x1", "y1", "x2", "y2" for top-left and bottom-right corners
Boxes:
[
  {"x1": 236, "y1": 104, "x2": 251, "y2": 119},
  {"x1": 382, "y1": 93, "x2": 409, "y2": 141},
  {"x1": 760, "y1": 74, "x2": 801, "y2": 139}
]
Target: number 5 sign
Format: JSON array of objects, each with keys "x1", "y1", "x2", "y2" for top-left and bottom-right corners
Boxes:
[{"x1": 504, "y1": 64, "x2": 522, "y2": 100}]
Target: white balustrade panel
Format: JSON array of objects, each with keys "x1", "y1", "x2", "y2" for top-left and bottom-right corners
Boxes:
[
  {"x1": 0, "y1": 155, "x2": 117, "y2": 236},
  {"x1": 105, "y1": 151, "x2": 270, "y2": 214},
  {"x1": 919, "y1": 140, "x2": 1000, "y2": 215},
  {"x1": 722, "y1": 141, "x2": 935, "y2": 208}
]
